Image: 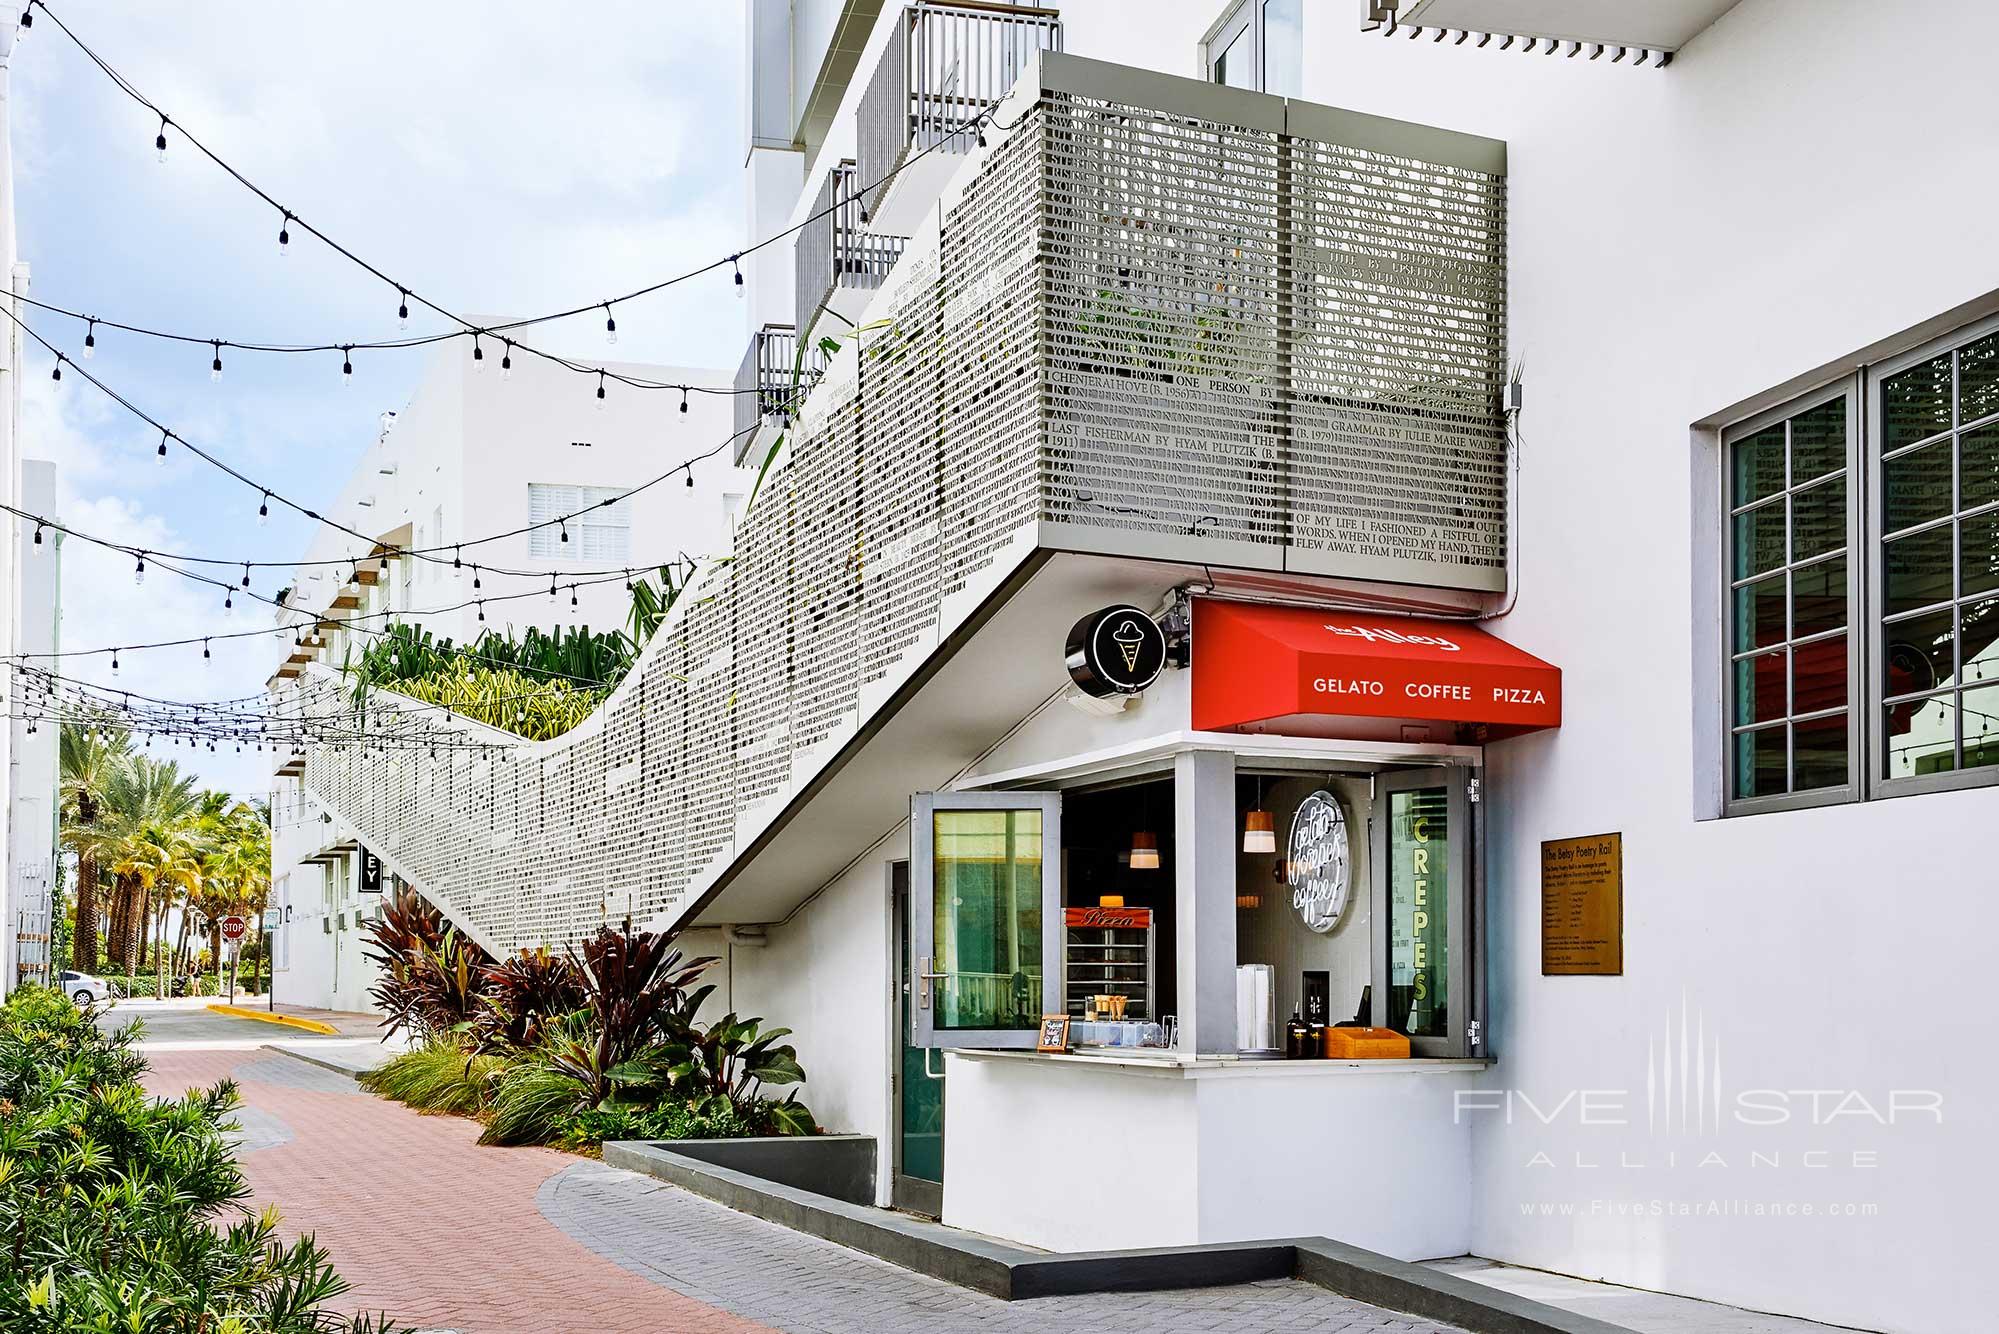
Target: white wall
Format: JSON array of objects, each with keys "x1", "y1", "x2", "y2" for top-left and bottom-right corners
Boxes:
[
  {"x1": 5, "y1": 459, "x2": 56, "y2": 987},
  {"x1": 749, "y1": 3, "x2": 1999, "y2": 1328}
]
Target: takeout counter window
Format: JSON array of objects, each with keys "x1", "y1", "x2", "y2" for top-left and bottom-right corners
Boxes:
[{"x1": 1058, "y1": 779, "x2": 1177, "y2": 1049}]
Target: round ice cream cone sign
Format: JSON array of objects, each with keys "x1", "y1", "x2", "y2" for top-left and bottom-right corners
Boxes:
[{"x1": 1066, "y1": 604, "x2": 1167, "y2": 698}]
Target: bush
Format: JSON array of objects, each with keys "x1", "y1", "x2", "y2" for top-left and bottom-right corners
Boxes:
[
  {"x1": 357, "y1": 1040, "x2": 505, "y2": 1116},
  {"x1": 480, "y1": 1053, "x2": 589, "y2": 1147},
  {"x1": 107, "y1": 974, "x2": 239, "y2": 999},
  {"x1": 0, "y1": 985, "x2": 395, "y2": 1332},
  {"x1": 556, "y1": 1097, "x2": 785, "y2": 1149}
]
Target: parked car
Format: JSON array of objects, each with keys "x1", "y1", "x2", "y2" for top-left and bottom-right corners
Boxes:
[{"x1": 59, "y1": 969, "x2": 109, "y2": 1007}]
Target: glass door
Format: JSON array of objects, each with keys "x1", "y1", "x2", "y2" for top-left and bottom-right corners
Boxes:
[
  {"x1": 910, "y1": 791, "x2": 1063, "y2": 1049},
  {"x1": 1370, "y1": 768, "x2": 1473, "y2": 1058},
  {"x1": 891, "y1": 861, "x2": 945, "y2": 1216}
]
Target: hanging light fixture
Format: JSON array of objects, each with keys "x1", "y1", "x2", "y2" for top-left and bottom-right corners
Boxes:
[
  {"x1": 1129, "y1": 830, "x2": 1159, "y2": 870},
  {"x1": 1242, "y1": 774, "x2": 1276, "y2": 853}
]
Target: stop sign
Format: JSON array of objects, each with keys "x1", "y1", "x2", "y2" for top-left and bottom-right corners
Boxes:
[{"x1": 220, "y1": 914, "x2": 249, "y2": 943}]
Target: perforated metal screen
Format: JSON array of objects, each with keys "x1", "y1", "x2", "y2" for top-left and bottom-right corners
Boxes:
[{"x1": 296, "y1": 53, "x2": 1508, "y2": 953}]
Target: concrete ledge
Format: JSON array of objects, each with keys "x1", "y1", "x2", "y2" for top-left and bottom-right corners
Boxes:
[
  {"x1": 658, "y1": 1135, "x2": 876, "y2": 1207},
  {"x1": 602, "y1": 1139, "x2": 1634, "y2": 1330},
  {"x1": 208, "y1": 1003, "x2": 340, "y2": 1035}
]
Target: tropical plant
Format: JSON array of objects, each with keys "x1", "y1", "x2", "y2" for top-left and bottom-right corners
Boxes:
[
  {"x1": 379, "y1": 664, "x2": 605, "y2": 740},
  {"x1": 357, "y1": 1040, "x2": 507, "y2": 1116},
  {"x1": 473, "y1": 946, "x2": 585, "y2": 1052},
  {"x1": 550, "y1": 926, "x2": 715, "y2": 1107},
  {"x1": 56, "y1": 716, "x2": 131, "y2": 972},
  {"x1": 0, "y1": 985, "x2": 397, "y2": 1331},
  {"x1": 654, "y1": 1012, "x2": 816, "y2": 1136},
  {"x1": 359, "y1": 886, "x2": 492, "y2": 1041},
  {"x1": 479, "y1": 1046, "x2": 591, "y2": 1147}
]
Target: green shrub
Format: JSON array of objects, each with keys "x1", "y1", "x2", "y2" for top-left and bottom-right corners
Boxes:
[
  {"x1": 480, "y1": 1055, "x2": 589, "y2": 1147},
  {"x1": 358, "y1": 1040, "x2": 505, "y2": 1116},
  {"x1": 556, "y1": 1097, "x2": 780, "y2": 1149},
  {"x1": 0, "y1": 985, "x2": 395, "y2": 1332}
]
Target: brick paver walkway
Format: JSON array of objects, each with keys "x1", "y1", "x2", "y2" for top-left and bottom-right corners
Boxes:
[{"x1": 145, "y1": 1045, "x2": 1462, "y2": 1334}]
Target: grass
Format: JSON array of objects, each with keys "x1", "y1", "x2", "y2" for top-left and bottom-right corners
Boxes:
[{"x1": 358, "y1": 1040, "x2": 507, "y2": 1116}]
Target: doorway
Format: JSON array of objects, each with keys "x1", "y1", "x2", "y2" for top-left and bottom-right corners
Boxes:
[{"x1": 890, "y1": 860, "x2": 944, "y2": 1215}]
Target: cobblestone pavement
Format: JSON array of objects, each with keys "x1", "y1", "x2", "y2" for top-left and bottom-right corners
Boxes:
[
  {"x1": 541, "y1": 1163, "x2": 1462, "y2": 1334},
  {"x1": 143, "y1": 1034, "x2": 1461, "y2": 1334}
]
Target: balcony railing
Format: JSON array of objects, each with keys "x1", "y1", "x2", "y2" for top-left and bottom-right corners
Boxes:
[
  {"x1": 733, "y1": 323, "x2": 824, "y2": 464},
  {"x1": 857, "y1": 2, "x2": 1063, "y2": 234},
  {"x1": 795, "y1": 160, "x2": 906, "y2": 342},
  {"x1": 293, "y1": 51, "x2": 1509, "y2": 955}
]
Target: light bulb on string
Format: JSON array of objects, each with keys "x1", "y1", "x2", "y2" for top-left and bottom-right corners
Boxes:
[
  {"x1": 83, "y1": 319, "x2": 97, "y2": 359},
  {"x1": 134, "y1": 554, "x2": 146, "y2": 586},
  {"x1": 111, "y1": 653, "x2": 120, "y2": 676},
  {"x1": 203, "y1": 638, "x2": 212, "y2": 663},
  {"x1": 17, "y1": 8, "x2": 29, "y2": 33},
  {"x1": 477, "y1": 601, "x2": 486, "y2": 623},
  {"x1": 241, "y1": 564, "x2": 252, "y2": 589},
  {"x1": 685, "y1": 466, "x2": 694, "y2": 489},
  {"x1": 559, "y1": 519, "x2": 568, "y2": 545},
  {"x1": 500, "y1": 340, "x2": 513, "y2": 380},
  {"x1": 595, "y1": 371, "x2": 607, "y2": 410},
  {"x1": 603, "y1": 303, "x2": 618, "y2": 345},
  {"x1": 155, "y1": 116, "x2": 169, "y2": 163},
  {"x1": 680, "y1": 388, "x2": 688, "y2": 415},
  {"x1": 472, "y1": 334, "x2": 485, "y2": 371},
  {"x1": 277, "y1": 210, "x2": 292, "y2": 257},
  {"x1": 32, "y1": 523, "x2": 42, "y2": 549},
  {"x1": 210, "y1": 342, "x2": 223, "y2": 382},
  {"x1": 548, "y1": 576, "x2": 558, "y2": 601},
  {"x1": 396, "y1": 289, "x2": 410, "y2": 329},
  {"x1": 570, "y1": 586, "x2": 579, "y2": 609},
  {"x1": 50, "y1": 356, "x2": 62, "y2": 384},
  {"x1": 731, "y1": 254, "x2": 744, "y2": 297},
  {"x1": 341, "y1": 346, "x2": 354, "y2": 384},
  {"x1": 472, "y1": 567, "x2": 481, "y2": 590},
  {"x1": 156, "y1": 432, "x2": 169, "y2": 466},
  {"x1": 223, "y1": 589, "x2": 233, "y2": 616},
  {"x1": 258, "y1": 493, "x2": 269, "y2": 525}
]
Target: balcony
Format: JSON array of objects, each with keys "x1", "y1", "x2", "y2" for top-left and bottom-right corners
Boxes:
[
  {"x1": 733, "y1": 323, "x2": 824, "y2": 466},
  {"x1": 857, "y1": 2, "x2": 1063, "y2": 236},
  {"x1": 292, "y1": 50, "x2": 1509, "y2": 953},
  {"x1": 795, "y1": 160, "x2": 906, "y2": 344}
]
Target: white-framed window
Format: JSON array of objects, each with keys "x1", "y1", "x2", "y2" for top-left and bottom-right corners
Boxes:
[
  {"x1": 1721, "y1": 312, "x2": 1999, "y2": 812},
  {"x1": 1201, "y1": 0, "x2": 1302, "y2": 96},
  {"x1": 528, "y1": 483, "x2": 633, "y2": 562}
]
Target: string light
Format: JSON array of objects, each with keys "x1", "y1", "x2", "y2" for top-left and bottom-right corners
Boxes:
[
  {"x1": 603, "y1": 303, "x2": 617, "y2": 345},
  {"x1": 155, "y1": 114, "x2": 168, "y2": 163},
  {"x1": 17, "y1": 7, "x2": 30, "y2": 31},
  {"x1": 559, "y1": 519, "x2": 569, "y2": 545},
  {"x1": 257, "y1": 493, "x2": 269, "y2": 525},
  {"x1": 49, "y1": 355, "x2": 62, "y2": 384},
  {"x1": 32, "y1": 523, "x2": 43, "y2": 547},
  {"x1": 397, "y1": 288, "x2": 410, "y2": 329},
  {"x1": 134, "y1": 553, "x2": 146, "y2": 586},
  {"x1": 595, "y1": 371, "x2": 607, "y2": 410},
  {"x1": 82, "y1": 317, "x2": 96, "y2": 358},
  {"x1": 472, "y1": 334, "x2": 484, "y2": 371},
  {"x1": 340, "y1": 346, "x2": 353, "y2": 383},
  {"x1": 500, "y1": 339, "x2": 513, "y2": 379},
  {"x1": 680, "y1": 388, "x2": 688, "y2": 415},
  {"x1": 685, "y1": 466, "x2": 694, "y2": 488},
  {"x1": 240, "y1": 563, "x2": 252, "y2": 589},
  {"x1": 570, "y1": 586, "x2": 579, "y2": 608},
  {"x1": 277, "y1": 209, "x2": 292, "y2": 257},
  {"x1": 731, "y1": 254, "x2": 744, "y2": 297},
  {"x1": 202, "y1": 638, "x2": 212, "y2": 662},
  {"x1": 209, "y1": 341, "x2": 223, "y2": 382},
  {"x1": 223, "y1": 589, "x2": 233, "y2": 615},
  {"x1": 156, "y1": 431, "x2": 169, "y2": 465}
]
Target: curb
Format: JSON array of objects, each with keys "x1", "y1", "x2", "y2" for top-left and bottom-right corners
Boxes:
[
  {"x1": 207, "y1": 1003, "x2": 341, "y2": 1035},
  {"x1": 259, "y1": 1043, "x2": 371, "y2": 1078}
]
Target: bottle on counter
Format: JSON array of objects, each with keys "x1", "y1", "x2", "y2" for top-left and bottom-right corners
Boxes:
[{"x1": 1285, "y1": 1007, "x2": 1312, "y2": 1060}]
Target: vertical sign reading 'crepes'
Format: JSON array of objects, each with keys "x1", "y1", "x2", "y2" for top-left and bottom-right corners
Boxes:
[{"x1": 1541, "y1": 833, "x2": 1623, "y2": 975}]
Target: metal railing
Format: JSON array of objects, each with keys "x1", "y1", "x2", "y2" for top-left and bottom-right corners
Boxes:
[
  {"x1": 795, "y1": 160, "x2": 907, "y2": 341},
  {"x1": 733, "y1": 324, "x2": 825, "y2": 443},
  {"x1": 857, "y1": 2, "x2": 1062, "y2": 221}
]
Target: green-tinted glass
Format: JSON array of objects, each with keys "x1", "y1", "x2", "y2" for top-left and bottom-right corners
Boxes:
[
  {"x1": 1791, "y1": 476, "x2": 1845, "y2": 561},
  {"x1": 1884, "y1": 439, "x2": 1953, "y2": 533},
  {"x1": 1884, "y1": 607, "x2": 1955, "y2": 697},
  {"x1": 1789, "y1": 397, "x2": 1845, "y2": 485},
  {"x1": 932, "y1": 809, "x2": 1043, "y2": 1031},
  {"x1": 1884, "y1": 353, "x2": 1953, "y2": 449},
  {"x1": 1884, "y1": 525, "x2": 1953, "y2": 615},
  {"x1": 1963, "y1": 424, "x2": 1999, "y2": 511},
  {"x1": 1791, "y1": 634, "x2": 1847, "y2": 717},
  {"x1": 1791, "y1": 557, "x2": 1846, "y2": 638},
  {"x1": 1732, "y1": 650, "x2": 1788, "y2": 727},
  {"x1": 1962, "y1": 683, "x2": 1999, "y2": 770},
  {"x1": 1733, "y1": 726, "x2": 1788, "y2": 799},
  {"x1": 1792, "y1": 712, "x2": 1848, "y2": 791},
  {"x1": 1886, "y1": 695, "x2": 1956, "y2": 779},
  {"x1": 1387, "y1": 787, "x2": 1448, "y2": 1039},
  {"x1": 1731, "y1": 425, "x2": 1786, "y2": 506},
  {"x1": 1732, "y1": 573, "x2": 1786, "y2": 652},
  {"x1": 1733, "y1": 501, "x2": 1787, "y2": 578},
  {"x1": 1963, "y1": 511, "x2": 1999, "y2": 598},
  {"x1": 1961, "y1": 332, "x2": 1999, "y2": 427}
]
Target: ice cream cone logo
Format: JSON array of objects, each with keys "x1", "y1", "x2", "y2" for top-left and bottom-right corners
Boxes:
[{"x1": 1111, "y1": 617, "x2": 1144, "y2": 673}]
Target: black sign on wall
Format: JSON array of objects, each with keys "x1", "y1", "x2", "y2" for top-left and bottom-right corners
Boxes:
[
  {"x1": 359, "y1": 847, "x2": 384, "y2": 896},
  {"x1": 1066, "y1": 605, "x2": 1167, "y2": 698}
]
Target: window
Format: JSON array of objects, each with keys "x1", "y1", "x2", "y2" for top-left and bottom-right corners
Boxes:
[
  {"x1": 527, "y1": 483, "x2": 632, "y2": 562},
  {"x1": 1722, "y1": 314, "x2": 1999, "y2": 810},
  {"x1": 1203, "y1": 0, "x2": 1301, "y2": 97}
]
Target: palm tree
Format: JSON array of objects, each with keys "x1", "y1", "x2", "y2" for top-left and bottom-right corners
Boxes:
[
  {"x1": 102, "y1": 756, "x2": 199, "y2": 978},
  {"x1": 58, "y1": 719, "x2": 133, "y2": 972}
]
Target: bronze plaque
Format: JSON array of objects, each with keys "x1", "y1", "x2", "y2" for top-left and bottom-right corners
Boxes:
[{"x1": 1541, "y1": 833, "x2": 1623, "y2": 976}]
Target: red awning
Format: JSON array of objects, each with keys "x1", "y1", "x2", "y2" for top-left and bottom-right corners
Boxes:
[{"x1": 1192, "y1": 599, "x2": 1562, "y2": 741}]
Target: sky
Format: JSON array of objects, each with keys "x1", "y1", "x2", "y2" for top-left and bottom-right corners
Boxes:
[{"x1": 11, "y1": 1, "x2": 746, "y2": 802}]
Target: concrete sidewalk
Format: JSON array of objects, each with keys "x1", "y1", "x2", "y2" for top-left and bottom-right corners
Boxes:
[{"x1": 1427, "y1": 1259, "x2": 1867, "y2": 1333}]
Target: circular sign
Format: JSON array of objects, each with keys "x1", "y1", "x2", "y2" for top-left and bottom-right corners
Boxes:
[
  {"x1": 1287, "y1": 791, "x2": 1351, "y2": 934},
  {"x1": 1065, "y1": 605, "x2": 1166, "y2": 698},
  {"x1": 219, "y1": 914, "x2": 249, "y2": 943}
]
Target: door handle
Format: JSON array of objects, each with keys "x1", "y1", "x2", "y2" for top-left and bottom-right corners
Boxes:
[{"x1": 917, "y1": 956, "x2": 948, "y2": 1009}]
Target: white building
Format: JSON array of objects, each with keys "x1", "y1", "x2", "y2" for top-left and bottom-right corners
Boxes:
[
  {"x1": 266, "y1": 345, "x2": 735, "y2": 1012},
  {"x1": 275, "y1": 3, "x2": 1997, "y2": 1330},
  {"x1": 6, "y1": 458, "x2": 58, "y2": 989}
]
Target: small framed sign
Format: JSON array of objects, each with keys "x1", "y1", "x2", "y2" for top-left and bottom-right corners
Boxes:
[{"x1": 1037, "y1": 1014, "x2": 1071, "y2": 1054}]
